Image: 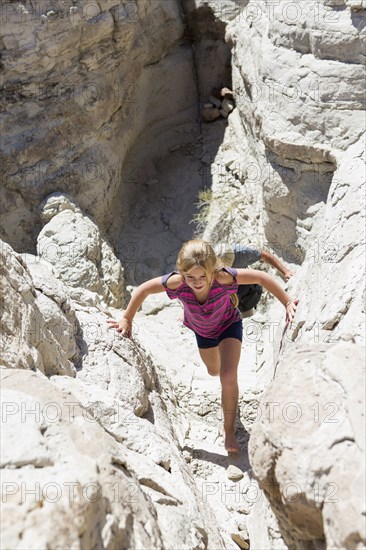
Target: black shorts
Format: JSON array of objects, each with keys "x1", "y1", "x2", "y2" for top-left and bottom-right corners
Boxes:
[{"x1": 194, "y1": 320, "x2": 243, "y2": 349}]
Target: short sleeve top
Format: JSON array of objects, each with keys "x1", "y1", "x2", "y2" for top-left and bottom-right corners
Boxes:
[
  {"x1": 161, "y1": 267, "x2": 242, "y2": 338},
  {"x1": 232, "y1": 244, "x2": 261, "y2": 267}
]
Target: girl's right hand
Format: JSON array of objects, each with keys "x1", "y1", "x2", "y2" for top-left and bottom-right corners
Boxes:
[{"x1": 107, "y1": 317, "x2": 132, "y2": 338}]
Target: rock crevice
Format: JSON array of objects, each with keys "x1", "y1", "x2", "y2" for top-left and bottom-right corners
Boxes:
[{"x1": 0, "y1": 0, "x2": 365, "y2": 548}]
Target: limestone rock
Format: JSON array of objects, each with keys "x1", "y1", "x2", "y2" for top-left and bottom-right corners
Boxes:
[
  {"x1": 246, "y1": 492, "x2": 287, "y2": 550},
  {"x1": 0, "y1": 0, "x2": 193, "y2": 253},
  {"x1": 249, "y1": 342, "x2": 366, "y2": 549},
  {"x1": 231, "y1": 533, "x2": 249, "y2": 549},
  {"x1": 73, "y1": 309, "x2": 152, "y2": 417},
  {"x1": 0, "y1": 348, "x2": 227, "y2": 549},
  {"x1": 51, "y1": 348, "x2": 178, "y2": 471},
  {"x1": 282, "y1": 135, "x2": 366, "y2": 349},
  {"x1": 202, "y1": 0, "x2": 365, "y2": 265},
  {"x1": 0, "y1": 240, "x2": 76, "y2": 376},
  {"x1": 139, "y1": 292, "x2": 171, "y2": 316},
  {"x1": 37, "y1": 193, "x2": 125, "y2": 308},
  {"x1": 0, "y1": 368, "x2": 165, "y2": 550},
  {"x1": 21, "y1": 253, "x2": 79, "y2": 366},
  {"x1": 227, "y1": 465, "x2": 244, "y2": 481}
]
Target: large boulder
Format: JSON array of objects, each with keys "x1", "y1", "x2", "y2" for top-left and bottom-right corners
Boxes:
[
  {"x1": 0, "y1": 240, "x2": 77, "y2": 376},
  {"x1": 284, "y1": 135, "x2": 366, "y2": 346},
  {"x1": 37, "y1": 193, "x2": 125, "y2": 308},
  {"x1": 0, "y1": 337, "x2": 228, "y2": 550},
  {"x1": 71, "y1": 307, "x2": 152, "y2": 418},
  {"x1": 249, "y1": 342, "x2": 366, "y2": 549},
  {"x1": 0, "y1": 367, "x2": 166, "y2": 550}
]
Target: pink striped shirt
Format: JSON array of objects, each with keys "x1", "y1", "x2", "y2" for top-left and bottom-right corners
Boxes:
[{"x1": 161, "y1": 267, "x2": 241, "y2": 338}]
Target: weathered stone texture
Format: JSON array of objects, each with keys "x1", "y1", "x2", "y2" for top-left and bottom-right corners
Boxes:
[{"x1": 249, "y1": 342, "x2": 366, "y2": 549}]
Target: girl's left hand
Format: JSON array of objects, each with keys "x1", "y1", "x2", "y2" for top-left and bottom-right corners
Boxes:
[{"x1": 285, "y1": 299, "x2": 299, "y2": 324}]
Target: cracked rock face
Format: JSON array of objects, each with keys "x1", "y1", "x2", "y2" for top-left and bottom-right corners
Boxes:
[
  {"x1": 0, "y1": 367, "x2": 167, "y2": 550},
  {"x1": 0, "y1": 240, "x2": 77, "y2": 376},
  {"x1": 0, "y1": 0, "x2": 194, "y2": 253},
  {"x1": 201, "y1": 0, "x2": 365, "y2": 263},
  {"x1": 0, "y1": 240, "x2": 228, "y2": 550},
  {"x1": 37, "y1": 193, "x2": 126, "y2": 308},
  {"x1": 1, "y1": 0, "x2": 365, "y2": 548},
  {"x1": 248, "y1": 342, "x2": 366, "y2": 549},
  {"x1": 282, "y1": 135, "x2": 366, "y2": 347}
]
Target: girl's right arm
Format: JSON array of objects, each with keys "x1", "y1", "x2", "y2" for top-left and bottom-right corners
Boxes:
[{"x1": 107, "y1": 276, "x2": 167, "y2": 338}]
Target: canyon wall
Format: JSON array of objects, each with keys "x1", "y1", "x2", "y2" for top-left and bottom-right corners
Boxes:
[
  {"x1": 195, "y1": 1, "x2": 365, "y2": 547},
  {"x1": 0, "y1": 0, "x2": 196, "y2": 254},
  {"x1": 1, "y1": 0, "x2": 365, "y2": 549},
  {"x1": 200, "y1": 0, "x2": 365, "y2": 262}
]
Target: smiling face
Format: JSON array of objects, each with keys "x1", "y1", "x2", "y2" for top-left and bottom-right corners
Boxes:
[{"x1": 184, "y1": 266, "x2": 212, "y2": 296}]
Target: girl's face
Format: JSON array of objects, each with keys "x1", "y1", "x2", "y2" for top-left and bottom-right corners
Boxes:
[{"x1": 184, "y1": 266, "x2": 212, "y2": 296}]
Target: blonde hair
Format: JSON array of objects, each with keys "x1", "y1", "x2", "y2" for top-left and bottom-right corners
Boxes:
[
  {"x1": 176, "y1": 240, "x2": 239, "y2": 308},
  {"x1": 177, "y1": 240, "x2": 219, "y2": 277}
]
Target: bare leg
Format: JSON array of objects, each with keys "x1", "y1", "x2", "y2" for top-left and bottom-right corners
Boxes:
[
  {"x1": 218, "y1": 338, "x2": 242, "y2": 453},
  {"x1": 198, "y1": 346, "x2": 220, "y2": 376}
]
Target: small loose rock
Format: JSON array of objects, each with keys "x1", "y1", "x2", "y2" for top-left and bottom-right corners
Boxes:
[
  {"x1": 231, "y1": 532, "x2": 249, "y2": 549},
  {"x1": 227, "y1": 465, "x2": 244, "y2": 481}
]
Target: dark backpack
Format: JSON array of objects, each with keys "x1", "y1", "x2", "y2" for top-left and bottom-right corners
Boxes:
[{"x1": 237, "y1": 284, "x2": 263, "y2": 312}]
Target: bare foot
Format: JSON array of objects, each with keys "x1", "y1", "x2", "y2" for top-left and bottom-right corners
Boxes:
[{"x1": 224, "y1": 431, "x2": 240, "y2": 454}]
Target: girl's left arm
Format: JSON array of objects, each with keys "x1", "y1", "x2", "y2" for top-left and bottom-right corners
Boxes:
[{"x1": 236, "y1": 268, "x2": 298, "y2": 323}]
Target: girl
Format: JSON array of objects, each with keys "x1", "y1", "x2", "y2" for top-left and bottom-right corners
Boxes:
[{"x1": 107, "y1": 240, "x2": 298, "y2": 454}]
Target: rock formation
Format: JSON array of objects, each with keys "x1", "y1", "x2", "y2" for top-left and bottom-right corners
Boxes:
[
  {"x1": 0, "y1": 0, "x2": 365, "y2": 548},
  {"x1": 200, "y1": 0, "x2": 365, "y2": 263},
  {"x1": 195, "y1": 1, "x2": 365, "y2": 546},
  {"x1": 37, "y1": 193, "x2": 125, "y2": 308},
  {"x1": 249, "y1": 342, "x2": 365, "y2": 549},
  {"x1": 0, "y1": 240, "x2": 228, "y2": 549},
  {"x1": 0, "y1": 240, "x2": 77, "y2": 376},
  {"x1": 0, "y1": 0, "x2": 196, "y2": 254}
]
